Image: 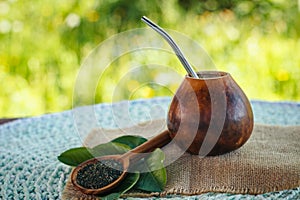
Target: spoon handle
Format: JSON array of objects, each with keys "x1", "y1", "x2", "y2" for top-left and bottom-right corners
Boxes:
[
  {"x1": 121, "y1": 129, "x2": 171, "y2": 161},
  {"x1": 141, "y1": 16, "x2": 199, "y2": 78}
]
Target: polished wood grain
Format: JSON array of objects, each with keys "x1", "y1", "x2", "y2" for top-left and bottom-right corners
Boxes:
[{"x1": 167, "y1": 71, "x2": 254, "y2": 156}]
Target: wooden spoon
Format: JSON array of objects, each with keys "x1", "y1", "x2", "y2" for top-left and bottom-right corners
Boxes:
[{"x1": 71, "y1": 129, "x2": 171, "y2": 195}]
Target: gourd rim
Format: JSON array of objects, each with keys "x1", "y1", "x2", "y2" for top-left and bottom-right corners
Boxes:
[{"x1": 186, "y1": 71, "x2": 229, "y2": 80}]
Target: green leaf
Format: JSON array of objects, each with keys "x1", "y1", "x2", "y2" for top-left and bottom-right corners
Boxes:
[
  {"x1": 57, "y1": 147, "x2": 94, "y2": 166},
  {"x1": 100, "y1": 192, "x2": 120, "y2": 200},
  {"x1": 100, "y1": 172, "x2": 140, "y2": 200},
  {"x1": 57, "y1": 135, "x2": 147, "y2": 166},
  {"x1": 91, "y1": 142, "x2": 130, "y2": 157},
  {"x1": 57, "y1": 142, "x2": 130, "y2": 166},
  {"x1": 111, "y1": 135, "x2": 147, "y2": 149},
  {"x1": 134, "y1": 149, "x2": 167, "y2": 192}
]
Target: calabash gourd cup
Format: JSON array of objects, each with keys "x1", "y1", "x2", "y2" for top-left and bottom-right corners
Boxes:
[{"x1": 167, "y1": 71, "x2": 254, "y2": 156}]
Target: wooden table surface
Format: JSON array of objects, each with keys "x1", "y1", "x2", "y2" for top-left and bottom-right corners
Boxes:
[{"x1": 0, "y1": 118, "x2": 18, "y2": 125}]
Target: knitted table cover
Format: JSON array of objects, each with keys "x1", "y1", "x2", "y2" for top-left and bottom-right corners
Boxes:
[{"x1": 0, "y1": 97, "x2": 299, "y2": 199}]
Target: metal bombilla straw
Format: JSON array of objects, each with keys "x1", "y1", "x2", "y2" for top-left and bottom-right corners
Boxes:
[{"x1": 141, "y1": 16, "x2": 199, "y2": 78}]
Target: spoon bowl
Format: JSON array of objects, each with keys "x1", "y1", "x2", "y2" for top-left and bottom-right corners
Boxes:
[
  {"x1": 71, "y1": 155, "x2": 129, "y2": 195},
  {"x1": 71, "y1": 130, "x2": 171, "y2": 195}
]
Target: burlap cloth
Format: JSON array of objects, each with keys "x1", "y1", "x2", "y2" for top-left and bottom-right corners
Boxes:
[{"x1": 62, "y1": 119, "x2": 300, "y2": 199}]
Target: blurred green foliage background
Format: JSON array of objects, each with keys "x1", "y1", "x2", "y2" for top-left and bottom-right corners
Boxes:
[{"x1": 0, "y1": 0, "x2": 300, "y2": 117}]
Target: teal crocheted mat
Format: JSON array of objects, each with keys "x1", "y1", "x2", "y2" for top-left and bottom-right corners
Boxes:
[{"x1": 0, "y1": 97, "x2": 299, "y2": 199}]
